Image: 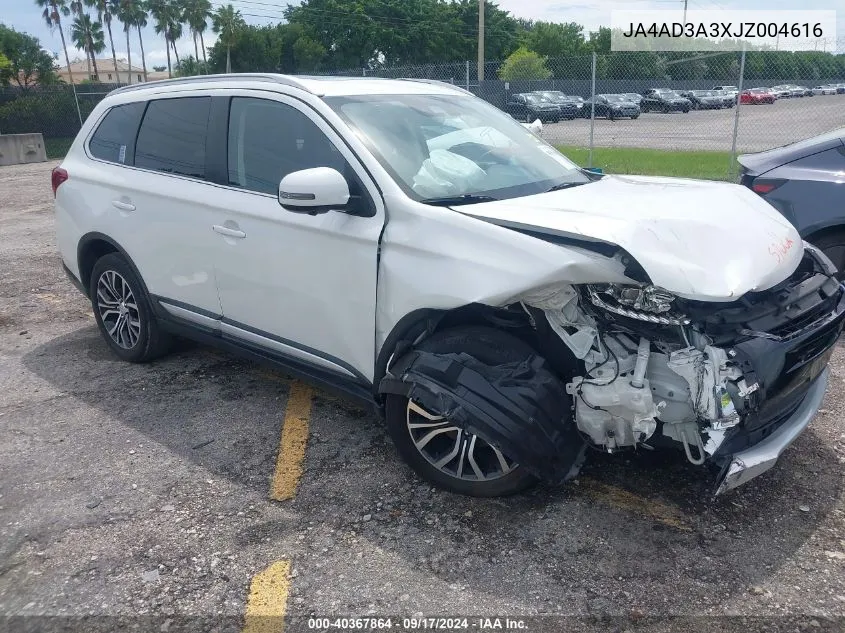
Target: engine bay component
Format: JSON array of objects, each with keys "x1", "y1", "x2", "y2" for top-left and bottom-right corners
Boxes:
[{"x1": 379, "y1": 348, "x2": 586, "y2": 481}]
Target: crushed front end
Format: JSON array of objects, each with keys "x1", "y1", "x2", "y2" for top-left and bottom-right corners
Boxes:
[{"x1": 520, "y1": 244, "x2": 845, "y2": 494}]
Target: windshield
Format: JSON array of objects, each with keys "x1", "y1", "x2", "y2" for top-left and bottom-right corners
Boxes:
[
  {"x1": 523, "y1": 94, "x2": 542, "y2": 104},
  {"x1": 325, "y1": 93, "x2": 590, "y2": 202},
  {"x1": 656, "y1": 89, "x2": 678, "y2": 97}
]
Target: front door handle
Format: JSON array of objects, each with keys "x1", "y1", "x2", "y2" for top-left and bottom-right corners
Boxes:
[
  {"x1": 111, "y1": 199, "x2": 135, "y2": 212},
  {"x1": 212, "y1": 224, "x2": 246, "y2": 239}
]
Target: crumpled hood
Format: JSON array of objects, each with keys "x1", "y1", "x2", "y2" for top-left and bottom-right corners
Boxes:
[{"x1": 456, "y1": 174, "x2": 804, "y2": 301}]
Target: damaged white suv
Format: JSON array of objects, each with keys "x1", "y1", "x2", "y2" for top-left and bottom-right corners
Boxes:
[{"x1": 54, "y1": 75, "x2": 844, "y2": 497}]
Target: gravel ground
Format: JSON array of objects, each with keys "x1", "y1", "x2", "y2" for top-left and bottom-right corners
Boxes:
[
  {"x1": 541, "y1": 93, "x2": 845, "y2": 152},
  {"x1": 1, "y1": 161, "x2": 845, "y2": 633}
]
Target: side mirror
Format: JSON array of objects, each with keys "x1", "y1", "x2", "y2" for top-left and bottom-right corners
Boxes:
[{"x1": 278, "y1": 167, "x2": 350, "y2": 215}]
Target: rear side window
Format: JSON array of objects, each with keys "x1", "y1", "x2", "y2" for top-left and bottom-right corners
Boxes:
[
  {"x1": 89, "y1": 102, "x2": 146, "y2": 164},
  {"x1": 135, "y1": 97, "x2": 211, "y2": 179},
  {"x1": 227, "y1": 97, "x2": 347, "y2": 195}
]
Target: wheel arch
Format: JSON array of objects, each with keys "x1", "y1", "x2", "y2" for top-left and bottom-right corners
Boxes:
[
  {"x1": 803, "y1": 223, "x2": 845, "y2": 246},
  {"x1": 77, "y1": 232, "x2": 149, "y2": 299}
]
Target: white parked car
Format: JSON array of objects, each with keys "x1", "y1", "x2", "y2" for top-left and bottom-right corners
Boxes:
[
  {"x1": 812, "y1": 85, "x2": 837, "y2": 95},
  {"x1": 54, "y1": 75, "x2": 845, "y2": 497}
]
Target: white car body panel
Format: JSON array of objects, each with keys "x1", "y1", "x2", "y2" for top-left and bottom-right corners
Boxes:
[
  {"x1": 453, "y1": 175, "x2": 803, "y2": 301},
  {"x1": 54, "y1": 75, "x2": 803, "y2": 382}
]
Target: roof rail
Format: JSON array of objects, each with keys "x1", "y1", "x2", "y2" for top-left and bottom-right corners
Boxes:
[
  {"x1": 397, "y1": 78, "x2": 472, "y2": 95},
  {"x1": 108, "y1": 73, "x2": 312, "y2": 96}
]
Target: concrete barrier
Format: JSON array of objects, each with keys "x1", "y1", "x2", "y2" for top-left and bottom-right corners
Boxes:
[{"x1": 0, "y1": 133, "x2": 48, "y2": 166}]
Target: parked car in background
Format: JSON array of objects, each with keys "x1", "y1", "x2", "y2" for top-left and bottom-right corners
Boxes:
[
  {"x1": 531, "y1": 91, "x2": 580, "y2": 119},
  {"x1": 712, "y1": 85, "x2": 739, "y2": 100},
  {"x1": 55, "y1": 74, "x2": 845, "y2": 498},
  {"x1": 835, "y1": 84, "x2": 845, "y2": 94},
  {"x1": 680, "y1": 90, "x2": 724, "y2": 109},
  {"x1": 620, "y1": 92, "x2": 644, "y2": 105},
  {"x1": 505, "y1": 93, "x2": 562, "y2": 122},
  {"x1": 769, "y1": 85, "x2": 793, "y2": 99},
  {"x1": 812, "y1": 85, "x2": 837, "y2": 95},
  {"x1": 712, "y1": 89, "x2": 736, "y2": 107},
  {"x1": 739, "y1": 128, "x2": 845, "y2": 279},
  {"x1": 582, "y1": 94, "x2": 640, "y2": 119},
  {"x1": 740, "y1": 88, "x2": 775, "y2": 105},
  {"x1": 640, "y1": 89, "x2": 691, "y2": 113},
  {"x1": 786, "y1": 85, "x2": 807, "y2": 98}
]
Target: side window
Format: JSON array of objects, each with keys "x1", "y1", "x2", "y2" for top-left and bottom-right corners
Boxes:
[
  {"x1": 135, "y1": 97, "x2": 211, "y2": 179},
  {"x1": 88, "y1": 102, "x2": 146, "y2": 164},
  {"x1": 227, "y1": 97, "x2": 347, "y2": 195}
]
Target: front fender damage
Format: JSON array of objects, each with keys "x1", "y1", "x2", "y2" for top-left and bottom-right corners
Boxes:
[{"x1": 379, "y1": 349, "x2": 586, "y2": 482}]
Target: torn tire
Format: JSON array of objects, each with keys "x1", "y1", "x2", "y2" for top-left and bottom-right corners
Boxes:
[{"x1": 380, "y1": 326, "x2": 585, "y2": 495}]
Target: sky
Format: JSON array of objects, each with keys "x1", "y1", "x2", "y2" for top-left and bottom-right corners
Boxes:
[{"x1": 1, "y1": 0, "x2": 842, "y2": 70}]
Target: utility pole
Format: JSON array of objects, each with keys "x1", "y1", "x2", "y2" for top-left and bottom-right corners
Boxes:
[
  {"x1": 477, "y1": 0, "x2": 485, "y2": 82},
  {"x1": 682, "y1": 0, "x2": 688, "y2": 23}
]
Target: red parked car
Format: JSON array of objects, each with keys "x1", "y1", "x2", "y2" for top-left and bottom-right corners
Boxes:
[{"x1": 740, "y1": 88, "x2": 775, "y2": 104}]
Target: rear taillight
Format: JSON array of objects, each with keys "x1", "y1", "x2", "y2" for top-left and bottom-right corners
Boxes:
[
  {"x1": 751, "y1": 179, "x2": 786, "y2": 195},
  {"x1": 51, "y1": 167, "x2": 68, "y2": 197}
]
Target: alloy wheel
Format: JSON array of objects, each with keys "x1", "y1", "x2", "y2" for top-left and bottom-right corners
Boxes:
[
  {"x1": 96, "y1": 270, "x2": 141, "y2": 349},
  {"x1": 405, "y1": 400, "x2": 516, "y2": 482}
]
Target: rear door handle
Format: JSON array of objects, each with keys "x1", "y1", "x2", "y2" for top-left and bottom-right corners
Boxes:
[
  {"x1": 212, "y1": 224, "x2": 246, "y2": 239},
  {"x1": 111, "y1": 200, "x2": 135, "y2": 212}
]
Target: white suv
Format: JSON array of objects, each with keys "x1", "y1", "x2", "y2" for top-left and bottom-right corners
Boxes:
[{"x1": 54, "y1": 74, "x2": 844, "y2": 497}]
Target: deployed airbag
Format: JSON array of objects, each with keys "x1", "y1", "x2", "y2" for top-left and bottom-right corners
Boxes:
[{"x1": 379, "y1": 350, "x2": 585, "y2": 481}]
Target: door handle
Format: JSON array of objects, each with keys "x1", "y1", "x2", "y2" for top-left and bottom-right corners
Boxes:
[
  {"x1": 111, "y1": 200, "x2": 135, "y2": 212},
  {"x1": 212, "y1": 224, "x2": 246, "y2": 239}
]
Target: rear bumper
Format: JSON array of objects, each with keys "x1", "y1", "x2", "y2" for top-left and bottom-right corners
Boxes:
[{"x1": 715, "y1": 368, "x2": 828, "y2": 495}]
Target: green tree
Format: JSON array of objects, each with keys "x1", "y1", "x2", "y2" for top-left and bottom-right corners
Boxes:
[
  {"x1": 86, "y1": 0, "x2": 119, "y2": 83},
  {"x1": 149, "y1": 0, "x2": 183, "y2": 77},
  {"x1": 36, "y1": 0, "x2": 76, "y2": 85},
  {"x1": 70, "y1": 13, "x2": 105, "y2": 79},
  {"x1": 212, "y1": 3, "x2": 245, "y2": 73},
  {"x1": 0, "y1": 24, "x2": 60, "y2": 88},
  {"x1": 182, "y1": 0, "x2": 211, "y2": 67},
  {"x1": 522, "y1": 21, "x2": 586, "y2": 59},
  {"x1": 115, "y1": 0, "x2": 148, "y2": 82},
  {"x1": 497, "y1": 46, "x2": 551, "y2": 80},
  {"x1": 0, "y1": 51, "x2": 12, "y2": 85},
  {"x1": 174, "y1": 53, "x2": 206, "y2": 76}
]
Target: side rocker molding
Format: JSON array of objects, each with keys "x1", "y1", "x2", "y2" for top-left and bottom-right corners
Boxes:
[{"x1": 379, "y1": 349, "x2": 586, "y2": 481}]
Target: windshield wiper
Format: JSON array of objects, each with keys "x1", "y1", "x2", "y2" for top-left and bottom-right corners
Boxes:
[
  {"x1": 545, "y1": 181, "x2": 588, "y2": 193},
  {"x1": 420, "y1": 194, "x2": 499, "y2": 206}
]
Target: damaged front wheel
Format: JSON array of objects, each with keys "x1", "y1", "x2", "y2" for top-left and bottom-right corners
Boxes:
[{"x1": 383, "y1": 326, "x2": 542, "y2": 497}]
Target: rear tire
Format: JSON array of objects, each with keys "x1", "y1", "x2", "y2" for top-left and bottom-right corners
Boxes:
[
  {"x1": 384, "y1": 326, "x2": 540, "y2": 497},
  {"x1": 89, "y1": 253, "x2": 171, "y2": 363}
]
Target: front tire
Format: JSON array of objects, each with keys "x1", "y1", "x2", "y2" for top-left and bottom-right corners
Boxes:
[
  {"x1": 89, "y1": 253, "x2": 171, "y2": 363},
  {"x1": 384, "y1": 326, "x2": 540, "y2": 497}
]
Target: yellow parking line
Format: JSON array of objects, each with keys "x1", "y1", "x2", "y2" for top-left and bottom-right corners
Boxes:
[
  {"x1": 242, "y1": 560, "x2": 291, "y2": 633},
  {"x1": 270, "y1": 381, "x2": 314, "y2": 501},
  {"x1": 578, "y1": 477, "x2": 691, "y2": 531}
]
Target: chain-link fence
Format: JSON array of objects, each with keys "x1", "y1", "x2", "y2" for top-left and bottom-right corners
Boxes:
[
  {"x1": 2, "y1": 51, "x2": 843, "y2": 177},
  {"x1": 0, "y1": 84, "x2": 117, "y2": 158}
]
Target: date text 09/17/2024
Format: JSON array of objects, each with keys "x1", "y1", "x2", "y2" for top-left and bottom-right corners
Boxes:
[{"x1": 306, "y1": 617, "x2": 528, "y2": 630}]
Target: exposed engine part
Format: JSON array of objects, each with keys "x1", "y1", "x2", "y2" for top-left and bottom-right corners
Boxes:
[
  {"x1": 516, "y1": 284, "x2": 601, "y2": 362},
  {"x1": 587, "y1": 284, "x2": 691, "y2": 325},
  {"x1": 630, "y1": 336, "x2": 650, "y2": 388}
]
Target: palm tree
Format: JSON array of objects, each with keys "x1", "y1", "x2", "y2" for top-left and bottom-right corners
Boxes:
[
  {"x1": 130, "y1": 0, "x2": 148, "y2": 82},
  {"x1": 87, "y1": 0, "x2": 120, "y2": 83},
  {"x1": 70, "y1": 13, "x2": 105, "y2": 80},
  {"x1": 212, "y1": 4, "x2": 244, "y2": 73},
  {"x1": 37, "y1": 0, "x2": 75, "y2": 85},
  {"x1": 149, "y1": 0, "x2": 182, "y2": 78},
  {"x1": 182, "y1": 0, "x2": 210, "y2": 69}
]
